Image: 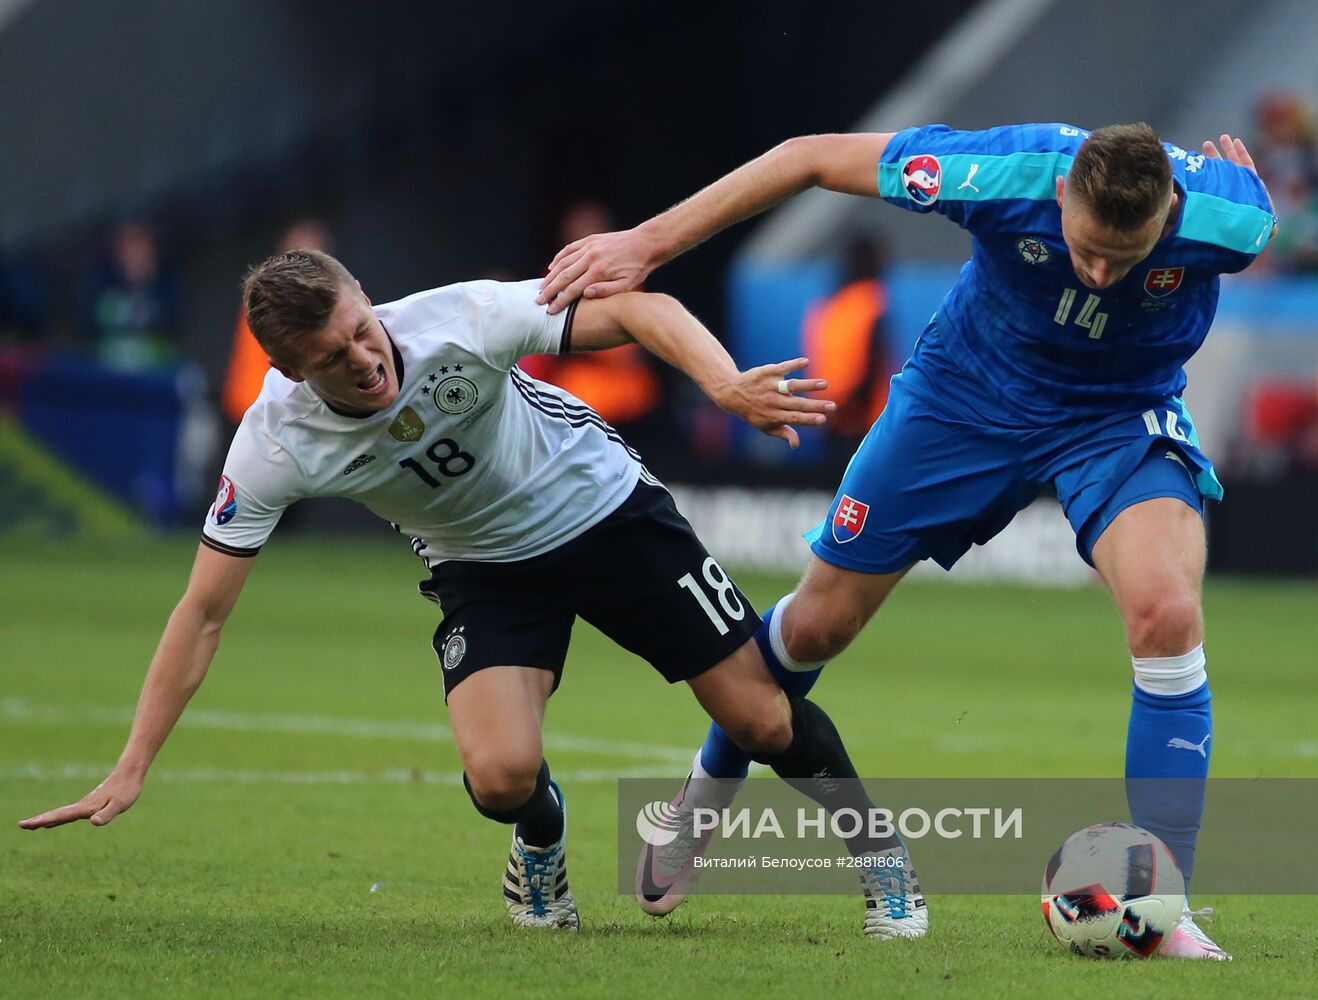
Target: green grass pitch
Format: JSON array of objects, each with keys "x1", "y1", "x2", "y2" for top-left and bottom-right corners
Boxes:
[{"x1": 3, "y1": 536, "x2": 1315, "y2": 998}]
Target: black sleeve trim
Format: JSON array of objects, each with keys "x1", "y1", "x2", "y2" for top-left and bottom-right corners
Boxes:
[
  {"x1": 558, "y1": 300, "x2": 579, "y2": 354},
  {"x1": 201, "y1": 535, "x2": 262, "y2": 558}
]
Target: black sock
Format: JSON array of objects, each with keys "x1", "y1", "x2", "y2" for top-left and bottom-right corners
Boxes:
[
  {"x1": 753, "y1": 696, "x2": 899, "y2": 856},
  {"x1": 463, "y1": 760, "x2": 564, "y2": 848}
]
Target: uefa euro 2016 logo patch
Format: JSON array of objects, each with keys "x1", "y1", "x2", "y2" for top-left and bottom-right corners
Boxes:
[
  {"x1": 902, "y1": 155, "x2": 942, "y2": 206},
  {"x1": 831, "y1": 494, "x2": 869, "y2": 544},
  {"x1": 212, "y1": 475, "x2": 238, "y2": 526}
]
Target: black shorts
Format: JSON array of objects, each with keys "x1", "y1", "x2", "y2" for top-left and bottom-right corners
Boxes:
[{"x1": 419, "y1": 480, "x2": 760, "y2": 698}]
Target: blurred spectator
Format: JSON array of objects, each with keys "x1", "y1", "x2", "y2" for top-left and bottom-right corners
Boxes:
[
  {"x1": 0, "y1": 250, "x2": 48, "y2": 343},
  {"x1": 0, "y1": 244, "x2": 49, "y2": 412},
  {"x1": 1234, "y1": 375, "x2": 1318, "y2": 475},
  {"x1": 523, "y1": 200, "x2": 662, "y2": 427},
  {"x1": 83, "y1": 221, "x2": 182, "y2": 371},
  {"x1": 222, "y1": 218, "x2": 334, "y2": 424},
  {"x1": 1252, "y1": 92, "x2": 1318, "y2": 273},
  {"x1": 802, "y1": 237, "x2": 896, "y2": 469}
]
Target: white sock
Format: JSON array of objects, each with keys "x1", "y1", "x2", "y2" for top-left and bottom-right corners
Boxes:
[
  {"x1": 1131, "y1": 644, "x2": 1207, "y2": 696},
  {"x1": 768, "y1": 593, "x2": 826, "y2": 673},
  {"x1": 690, "y1": 750, "x2": 744, "y2": 806}
]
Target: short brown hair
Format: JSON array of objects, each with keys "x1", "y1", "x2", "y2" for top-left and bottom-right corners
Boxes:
[
  {"x1": 1068, "y1": 123, "x2": 1172, "y2": 231},
  {"x1": 242, "y1": 249, "x2": 357, "y2": 362}
]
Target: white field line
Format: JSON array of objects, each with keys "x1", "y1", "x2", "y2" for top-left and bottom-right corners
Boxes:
[
  {"x1": 6, "y1": 698, "x2": 1312, "y2": 767},
  {"x1": 3, "y1": 762, "x2": 680, "y2": 786},
  {"x1": 0, "y1": 698, "x2": 695, "y2": 764},
  {"x1": 6, "y1": 699, "x2": 1312, "y2": 764}
]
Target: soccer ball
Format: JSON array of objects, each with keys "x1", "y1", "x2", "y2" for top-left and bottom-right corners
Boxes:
[{"x1": 1041, "y1": 823, "x2": 1185, "y2": 958}]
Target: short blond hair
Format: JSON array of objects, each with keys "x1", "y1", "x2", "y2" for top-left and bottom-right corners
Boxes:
[{"x1": 242, "y1": 250, "x2": 357, "y2": 362}]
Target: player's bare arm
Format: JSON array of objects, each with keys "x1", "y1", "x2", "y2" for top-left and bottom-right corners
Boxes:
[
  {"x1": 569, "y1": 293, "x2": 835, "y2": 449},
  {"x1": 18, "y1": 545, "x2": 255, "y2": 830},
  {"x1": 538, "y1": 133, "x2": 896, "y2": 313}
]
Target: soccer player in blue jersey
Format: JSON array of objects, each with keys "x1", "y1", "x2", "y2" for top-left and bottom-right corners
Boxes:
[{"x1": 538, "y1": 124, "x2": 1275, "y2": 958}]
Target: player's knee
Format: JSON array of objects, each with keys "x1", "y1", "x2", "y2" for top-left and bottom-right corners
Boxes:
[
  {"x1": 1124, "y1": 591, "x2": 1202, "y2": 657},
  {"x1": 463, "y1": 753, "x2": 541, "y2": 814},
  {"x1": 719, "y1": 701, "x2": 793, "y2": 756}
]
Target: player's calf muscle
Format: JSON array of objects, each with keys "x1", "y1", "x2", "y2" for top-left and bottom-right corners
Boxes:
[{"x1": 688, "y1": 646, "x2": 793, "y2": 755}]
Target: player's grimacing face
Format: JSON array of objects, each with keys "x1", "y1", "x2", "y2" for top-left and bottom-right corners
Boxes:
[
  {"x1": 277, "y1": 284, "x2": 400, "y2": 414},
  {"x1": 1057, "y1": 178, "x2": 1174, "y2": 290}
]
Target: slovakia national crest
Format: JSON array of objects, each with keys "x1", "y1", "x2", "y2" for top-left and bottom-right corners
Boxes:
[
  {"x1": 831, "y1": 494, "x2": 870, "y2": 544},
  {"x1": 902, "y1": 155, "x2": 942, "y2": 206},
  {"x1": 212, "y1": 475, "x2": 238, "y2": 526},
  {"x1": 1144, "y1": 266, "x2": 1185, "y2": 298}
]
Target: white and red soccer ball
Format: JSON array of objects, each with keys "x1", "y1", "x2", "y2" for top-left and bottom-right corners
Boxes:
[{"x1": 1041, "y1": 823, "x2": 1185, "y2": 959}]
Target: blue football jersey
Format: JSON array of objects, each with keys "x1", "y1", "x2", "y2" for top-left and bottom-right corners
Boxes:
[{"x1": 877, "y1": 123, "x2": 1276, "y2": 421}]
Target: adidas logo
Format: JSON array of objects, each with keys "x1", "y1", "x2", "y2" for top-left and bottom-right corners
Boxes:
[{"x1": 343, "y1": 454, "x2": 377, "y2": 475}]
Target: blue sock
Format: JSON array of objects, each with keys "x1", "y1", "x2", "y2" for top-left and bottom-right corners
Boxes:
[
  {"x1": 697, "y1": 723, "x2": 752, "y2": 780},
  {"x1": 698, "y1": 597, "x2": 826, "y2": 779},
  {"x1": 1125, "y1": 671, "x2": 1212, "y2": 888}
]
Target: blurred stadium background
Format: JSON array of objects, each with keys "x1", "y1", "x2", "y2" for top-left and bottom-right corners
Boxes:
[
  {"x1": 3, "y1": 2, "x2": 1316, "y2": 996},
  {"x1": 1, "y1": 0, "x2": 1316, "y2": 578}
]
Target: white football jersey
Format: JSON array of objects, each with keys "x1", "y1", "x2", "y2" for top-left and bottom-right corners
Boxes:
[{"x1": 202, "y1": 279, "x2": 645, "y2": 565}]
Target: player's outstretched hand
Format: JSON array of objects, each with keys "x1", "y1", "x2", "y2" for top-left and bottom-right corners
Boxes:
[
  {"x1": 1202, "y1": 133, "x2": 1259, "y2": 174},
  {"x1": 714, "y1": 357, "x2": 835, "y2": 449},
  {"x1": 538, "y1": 228, "x2": 660, "y2": 314},
  {"x1": 1204, "y1": 132, "x2": 1277, "y2": 238},
  {"x1": 19, "y1": 770, "x2": 142, "y2": 829}
]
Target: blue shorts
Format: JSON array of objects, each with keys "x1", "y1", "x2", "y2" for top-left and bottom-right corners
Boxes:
[{"x1": 807, "y1": 357, "x2": 1217, "y2": 573}]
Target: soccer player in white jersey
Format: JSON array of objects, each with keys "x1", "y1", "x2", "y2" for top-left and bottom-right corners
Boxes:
[{"x1": 20, "y1": 250, "x2": 927, "y2": 938}]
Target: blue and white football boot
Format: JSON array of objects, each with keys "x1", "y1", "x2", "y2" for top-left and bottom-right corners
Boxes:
[
  {"x1": 502, "y1": 781, "x2": 579, "y2": 931},
  {"x1": 859, "y1": 842, "x2": 928, "y2": 940}
]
